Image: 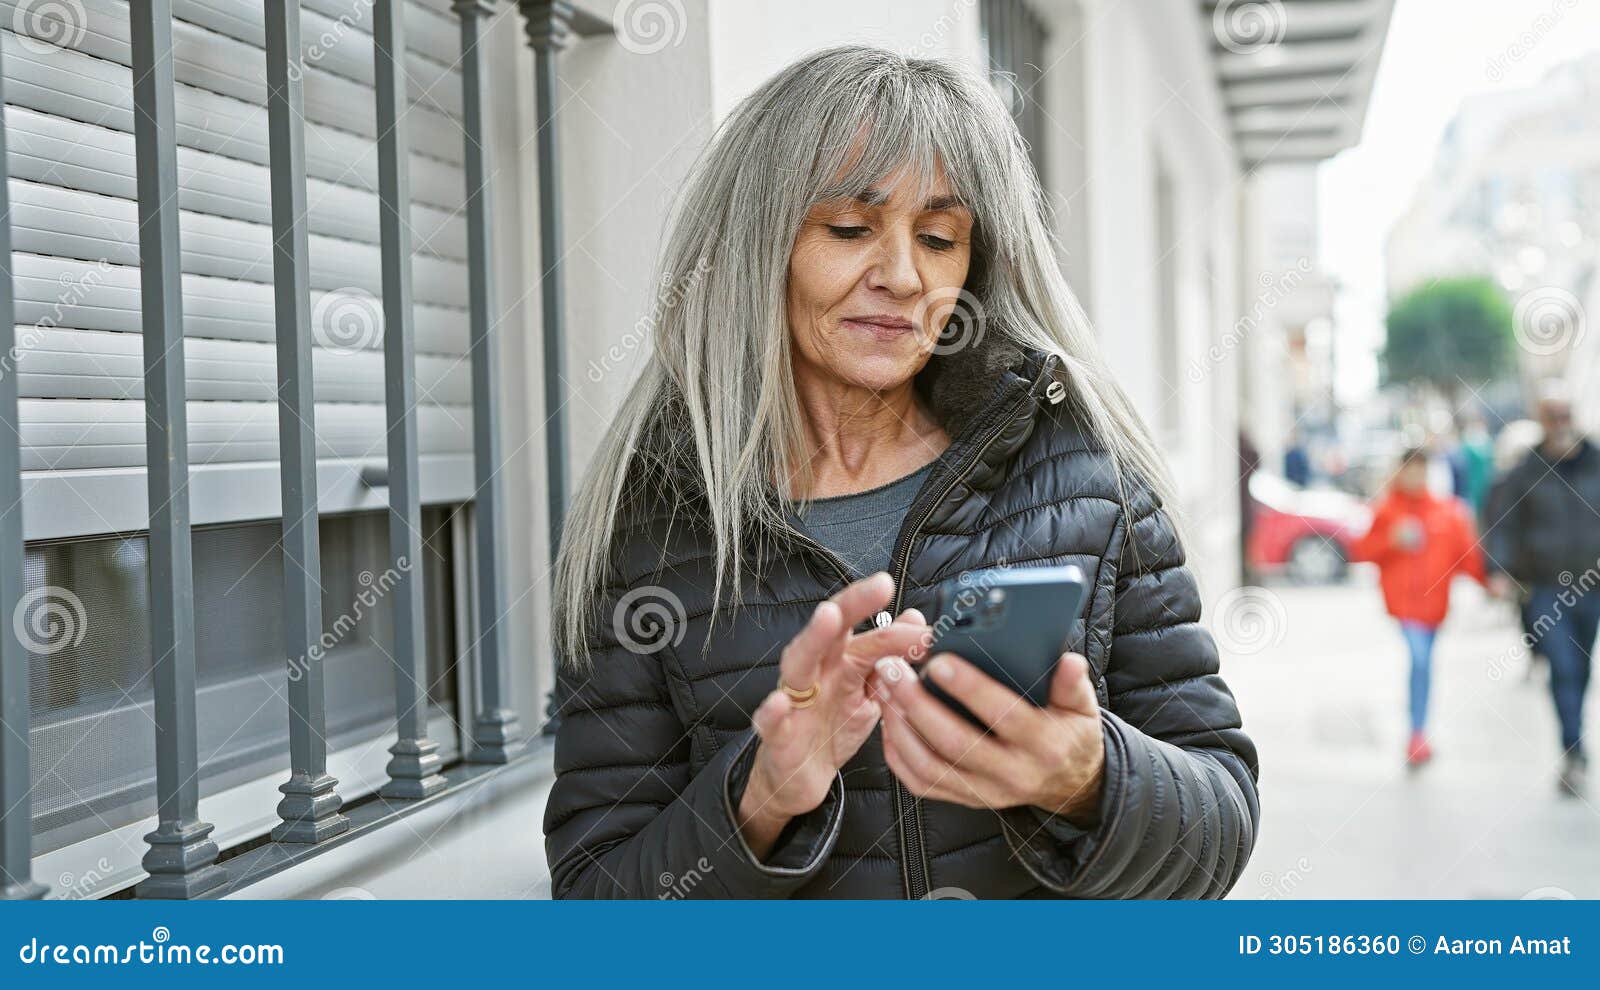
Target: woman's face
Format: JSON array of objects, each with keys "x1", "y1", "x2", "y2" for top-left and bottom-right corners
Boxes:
[{"x1": 786, "y1": 165, "x2": 974, "y2": 393}]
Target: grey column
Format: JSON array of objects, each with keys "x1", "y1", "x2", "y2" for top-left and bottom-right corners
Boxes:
[
  {"x1": 373, "y1": 0, "x2": 446, "y2": 800},
  {"x1": 265, "y1": 0, "x2": 350, "y2": 842},
  {"x1": 0, "y1": 44, "x2": 46, "y2": 902},
  {"x1": 455, "y1": 0, "x2": 523, "y2": 764},
  {"x1": 131, "y1": 0, "x2": 226, "y2": 899}
]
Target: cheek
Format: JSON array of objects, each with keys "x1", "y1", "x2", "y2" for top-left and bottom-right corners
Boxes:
[{"x1": 787, "y1": 238, "x2": 861, "y2": 321}]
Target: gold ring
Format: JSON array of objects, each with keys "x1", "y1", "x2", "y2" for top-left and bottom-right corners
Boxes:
[{"x1": 780, "y1": 680, "x2": 820, "y2": 709}]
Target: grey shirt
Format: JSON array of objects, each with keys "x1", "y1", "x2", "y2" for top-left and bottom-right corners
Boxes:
[{"x1": 790, "y1": 461, "x2": 934, "y2": 579}]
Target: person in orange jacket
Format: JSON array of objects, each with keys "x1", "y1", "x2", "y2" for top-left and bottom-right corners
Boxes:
[{"x1": 1351, "y1": 447, "x2": 1487, "y2": 766}]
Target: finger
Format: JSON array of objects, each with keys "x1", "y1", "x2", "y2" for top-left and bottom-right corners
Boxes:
[
  {"x1": 880, "y1": 657, "x2": 1009, "y2": 776},
  {"x1": 880, "y1": 700, "x2": 995, "y2": 808},
  {"x1": 750, "y1": 689, "x2": 792, "y2": 743},
  {"x1": 898, "y1": 607, "x2": 926, "y2": 625},
  {"x1": 779, "y1": 599, "x2": 843, "y2": 692},
  {"x1": 846, "y1": 621, "x2": 935, "y2": 675},
  {"x1": 920, "y1": 653, "x2": 1044, "y2": 743},
  {"x1": 1047, "y1": 653, "x2": 1099, "y2": 715},
  {"x1": 829, "y1": 571, "x2": 895, "y2": 631}
]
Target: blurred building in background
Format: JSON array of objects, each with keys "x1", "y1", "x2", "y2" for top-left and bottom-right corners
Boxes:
[{"x1": 1387, "y1": 52, "x2": 1600, "y2": 427}]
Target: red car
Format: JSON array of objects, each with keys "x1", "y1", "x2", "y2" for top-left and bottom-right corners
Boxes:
[{"x1": 1246, "y1": 472, "x2": 1371, "y2": 583}]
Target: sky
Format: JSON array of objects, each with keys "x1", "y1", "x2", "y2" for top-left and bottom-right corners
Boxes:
[{"x1": 1318, "y1": 0, "x2": 1600, "y2": 403}]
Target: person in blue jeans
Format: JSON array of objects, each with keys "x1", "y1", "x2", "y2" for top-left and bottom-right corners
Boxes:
[{"x1": 1486, "y1": 383, "x2": 1600, "y2": 795}]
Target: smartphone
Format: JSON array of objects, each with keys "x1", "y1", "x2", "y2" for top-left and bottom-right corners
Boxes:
[{"x1": 922, "y1": 564, "x2": 1087, "y2": 728}]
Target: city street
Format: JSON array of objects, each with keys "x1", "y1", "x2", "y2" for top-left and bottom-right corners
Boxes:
[{"x1": 1225, "y1": 570, "x2": 1600, "y2": 899}]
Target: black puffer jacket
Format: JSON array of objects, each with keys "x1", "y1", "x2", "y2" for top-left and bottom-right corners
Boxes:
[
  {"x1": 1484, "y1": 439, "x2": 1600, "y2": 588},
  {"x1": 544, "y1": 338, "x2": 1260, "y2": 899}
]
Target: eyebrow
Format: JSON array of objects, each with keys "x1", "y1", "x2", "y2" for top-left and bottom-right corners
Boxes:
[{"x1": 850, "y1": 189, "x2": 970, "y2": 212}]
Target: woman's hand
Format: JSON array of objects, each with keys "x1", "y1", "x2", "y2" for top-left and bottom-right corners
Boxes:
[
  {"x1": 737, "y1": 572, "x2": 929, "y2": 859},
  {"x1": 874, "y1": 651, "x2": 1106, "y2": 825}
]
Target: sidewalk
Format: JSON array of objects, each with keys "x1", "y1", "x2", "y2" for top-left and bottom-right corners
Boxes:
[{"x1": 1222, "y1": 570, "x2": 1600, "y2": 898}]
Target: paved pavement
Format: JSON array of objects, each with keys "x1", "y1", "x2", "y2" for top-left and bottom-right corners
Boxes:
[{"x1": 1221, "y1": 570, "x2": 1600, "y2": 899}]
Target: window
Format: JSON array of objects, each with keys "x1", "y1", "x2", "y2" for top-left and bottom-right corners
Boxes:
[{"x1": 981, "y1": 0, "x2": 1049, "y2": 179}]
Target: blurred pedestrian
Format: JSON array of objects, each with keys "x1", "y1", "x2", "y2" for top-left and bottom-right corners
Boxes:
[
  {"x1": 1353, "y1": 447, "x2": 1486, "y2": 766},
  {"x1": 1486, "y1": 419, "x2": 1547, "y2": 679},
  {"x1": 1485, "y1": 382, "x2": 1600, "y2": 795},
  {"x1": 1284, "y1": 430, "x2": 1311, "y2": 487},
  {"x1": 1454, "y1": 411, "x2": 1495, "y2": 519}
]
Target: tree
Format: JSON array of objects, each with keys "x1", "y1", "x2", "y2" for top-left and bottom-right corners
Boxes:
[{"x1": 1382, "y1": 276, "x2": 1515, "y2": 404}]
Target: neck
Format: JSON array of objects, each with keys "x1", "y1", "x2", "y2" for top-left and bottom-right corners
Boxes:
[{"x1": 788, "y1": 359, "x2": 949, "y2": 499}]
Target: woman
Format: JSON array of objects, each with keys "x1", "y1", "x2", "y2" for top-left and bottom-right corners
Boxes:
[
  {"x1": 1352, "y1": 447, "x2": 1485, "y2": 766},
  {"x1": 543, "y1": 46, "x2": 1258, "y2": 899}
]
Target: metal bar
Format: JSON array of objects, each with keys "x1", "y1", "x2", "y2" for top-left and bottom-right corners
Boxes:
[
  {"x1": 0, "y1": 42, "x2": 46, "y2": 902},
  {"x1": 373, "y1": 0, "x2": 446, "y2": 800},
  {"x1": 455, "y1": 0, "x2": 523, "y2": 764},
  {"x1": 265, "y1": 0, "x2": 350, "y2": 843},
  {"x1": 130, "y1": 0, "x2": 226, "y2": 899}
]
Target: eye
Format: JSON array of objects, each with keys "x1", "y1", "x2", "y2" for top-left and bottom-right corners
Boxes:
[
  {"x1": 826, "y1": 225, "x2": 870, "y2": 240},
  {"x1": 919, "y1": 233, "x2": 955, "y2": 251}
]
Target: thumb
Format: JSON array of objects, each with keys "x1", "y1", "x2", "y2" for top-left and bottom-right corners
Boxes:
[{"x1": 1047, "y1": 652, "x2": 1098, "y2": 715}]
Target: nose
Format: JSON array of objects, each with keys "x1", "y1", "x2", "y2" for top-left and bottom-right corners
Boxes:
[{"x1": 864, "y1": 230, "x2": 922, "y2": 299}]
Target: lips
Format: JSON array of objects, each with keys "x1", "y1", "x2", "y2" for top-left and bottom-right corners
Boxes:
[{"x1": 841, "y1": 314, "x2": 915, "y2": 340}]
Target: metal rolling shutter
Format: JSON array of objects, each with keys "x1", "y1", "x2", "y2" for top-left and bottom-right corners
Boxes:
[{"x1": 2, "y1": 0, "x2": 474, "y2": 540}]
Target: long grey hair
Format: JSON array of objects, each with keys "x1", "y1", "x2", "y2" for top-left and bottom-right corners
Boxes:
[{"x1": 553, "y1": 45, "x2": 1174, "y2": 665}]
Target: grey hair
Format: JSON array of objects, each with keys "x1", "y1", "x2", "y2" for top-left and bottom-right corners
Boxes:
[{"x1": 553, "y1": 45, "x2": 1176, "y2": 665}]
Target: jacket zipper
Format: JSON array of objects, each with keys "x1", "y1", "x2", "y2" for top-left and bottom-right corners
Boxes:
[{"x1": 883, "y1": 355, "x2": 1058, "y2": 899}]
